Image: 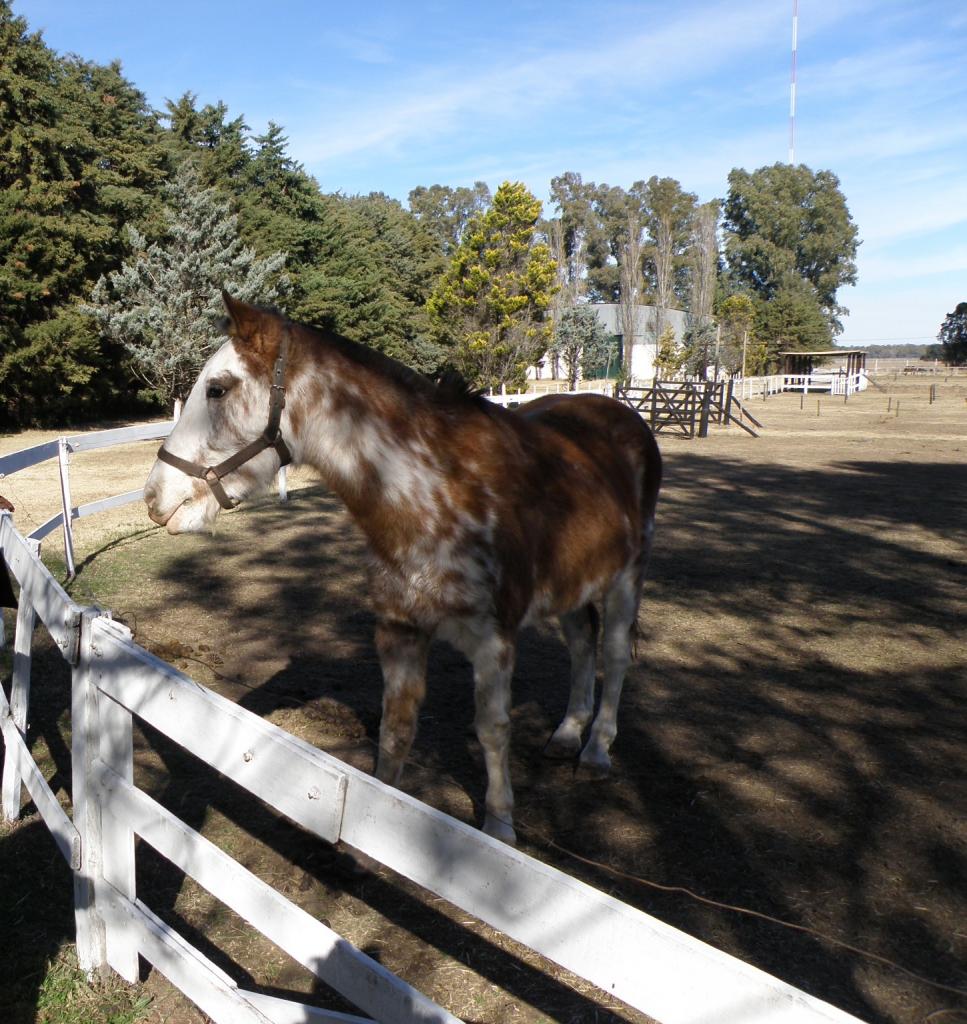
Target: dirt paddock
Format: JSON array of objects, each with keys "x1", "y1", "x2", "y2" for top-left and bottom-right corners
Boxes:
[{"x1": 1, "y1": 373, "x2": 966, "y2": 1024}]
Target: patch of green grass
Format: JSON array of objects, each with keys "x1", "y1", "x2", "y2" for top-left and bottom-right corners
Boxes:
[{"x1": 36, "y1": 948, "x2": 151, "y2": 1024}]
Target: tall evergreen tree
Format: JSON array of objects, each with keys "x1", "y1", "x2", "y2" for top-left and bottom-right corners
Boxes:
[
  {"x1": 753, "y1": 275, "x2": 831, "y2": 362},
  {"x1": 0, "y1": 3, "x2": 168, "y2": 423},
  {"x1": 84, "y1": 161, "x2": 287, "y2": 406},
  {"x1": 937, "y1": 302, "x2": 967, "y2": 366},
  {"x1": 428, "y1": 181, "x2": 557, "y2": 389},
  {"x1": 295, "y1": 192, "x2": 445, "y2": 373}
]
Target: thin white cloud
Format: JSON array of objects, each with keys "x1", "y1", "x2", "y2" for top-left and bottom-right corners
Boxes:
[
  {"x1": 321, "y1": 29, "x2": 396, "y2": 66},
  {"x1": 289, "y1": 0, "x2": 811, "y2": 166},
  {"x1": 858, "y1": 246, "x2": 967, "y2": 285}
]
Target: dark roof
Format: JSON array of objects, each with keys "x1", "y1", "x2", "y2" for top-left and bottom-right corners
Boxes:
[{"x1": 778, "y1": 349, "x2": 866, "y2": 357}]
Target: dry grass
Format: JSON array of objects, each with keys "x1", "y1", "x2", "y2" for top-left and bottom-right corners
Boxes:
[{"x1": 2, "y1": 375, "x2": 966, "y2": 1024}]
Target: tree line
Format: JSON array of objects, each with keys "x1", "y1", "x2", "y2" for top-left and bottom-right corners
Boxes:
[{"x1": 1, "y1": 1, "x2": 868, "y2": 426}]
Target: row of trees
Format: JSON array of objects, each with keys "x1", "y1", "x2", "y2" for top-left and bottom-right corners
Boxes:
[{"x1": 1, "y1": 0, "x2": 867, "y2": 425}]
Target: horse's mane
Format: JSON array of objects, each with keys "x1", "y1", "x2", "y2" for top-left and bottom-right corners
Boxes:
[
  {"x1": 221, "y1": 302, "x2": 490, "y2": 411},
  {"x1": 431, "y1": 368, "x2": 488, "y2": 406},
  {"x1": 291, "y1": 318, "x2": 489, "y2": 409}
]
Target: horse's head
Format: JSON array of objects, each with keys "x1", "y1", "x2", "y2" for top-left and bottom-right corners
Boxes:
[{"x1": 144, "y1": 293, "x2": 293, "y2": 534}]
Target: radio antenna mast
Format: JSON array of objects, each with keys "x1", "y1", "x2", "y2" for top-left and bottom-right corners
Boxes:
[{"x1": 789, "y1": 0, "x2": 798, "y2": 164}]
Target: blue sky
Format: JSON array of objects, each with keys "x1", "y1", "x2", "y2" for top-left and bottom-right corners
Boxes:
[{"x1": 14, "y1": 0, "x2": 967, "y2": 347}]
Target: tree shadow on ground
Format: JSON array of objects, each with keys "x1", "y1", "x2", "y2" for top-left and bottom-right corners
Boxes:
[
  {"x1": 35, "y1": 446, "x2": 967, "y2": 1024},
  {"x1": 0, "y1": 645, "x2": 77, "y2": 1024}
]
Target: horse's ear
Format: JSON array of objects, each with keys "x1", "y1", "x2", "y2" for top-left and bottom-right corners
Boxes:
[{"x1": 221, "y1": 291, "x2": 266, "y2": 346}]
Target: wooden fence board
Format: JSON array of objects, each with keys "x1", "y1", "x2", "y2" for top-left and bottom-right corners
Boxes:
[
  {"x1": 91, "y1": 618, "x2": 350, "y2": 844},
  {"x1": 28, "y1": 490, "x2": 146, "y2": 543},
  {"x1": 1, "y1": 537, "x2": 39, "y2": 820},
  {"x1": 103, "y1": 892, "x2": 276, "y2": 1024},
  {"x1": 66, "y1": 422, "x2": 172, "y2": 454},
  {"x1": 242, "y1": 990, "x2": 372, "y2": 1024},
  {"x1": 0, "y1": 439, "x2": 60, "y2": 478},
  {"x1": 337, "y1": 780, "x2": 861, "y2": 1024},
  {"x1": 88, "y1": 620, "x2": 862, "y2": 1024},
  {"x1": 94, "y1": 761, "x2": 457, "y2": 1024},
  {"x1": 0, "y1": 685, "x2": 81, "y2": 867},
  {"x1": 0, "y1": 516, "x2": 80, "y2": 659}
]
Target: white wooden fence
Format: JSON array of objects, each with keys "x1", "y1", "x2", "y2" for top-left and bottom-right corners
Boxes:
[
  {"x1": 485, "y1": 384, "x2": 614, "y2": 408},
  {"x1": 0, "y1": 445, "x2": 870, "y2": 1022},
  {"x1": 0, "y1": 417, "x2": 287, "y2": 579},
  {"x1": 725, "y1": 372, "x2": 870, "y2": 402}
]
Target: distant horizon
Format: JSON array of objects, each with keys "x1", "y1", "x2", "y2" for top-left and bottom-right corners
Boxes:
[{"x1": 12, "y1": 0, "x2": 967, "y2": 349}]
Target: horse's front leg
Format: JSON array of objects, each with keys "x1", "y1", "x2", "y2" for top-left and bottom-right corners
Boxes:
[
  {"x1": 471, "y1": 631, "x2": 518, "y2": 845},
  {"x1": 374, "y1": 619, "x2": 430, "y2": 786}
]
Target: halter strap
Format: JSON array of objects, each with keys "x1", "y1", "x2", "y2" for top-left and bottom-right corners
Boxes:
[{"x1": 157, "y1": 335, "x2": 293, "y2": 511}]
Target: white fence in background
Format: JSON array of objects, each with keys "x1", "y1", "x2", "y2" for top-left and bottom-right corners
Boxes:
[
  {"x1": 485, "y1": 383, "x2": 614, "y2": 407},
  {"x1": 725, "y1": 372, "x2": 870, "y2": 402},
  {"x1": 0, "y1": 418, "x2": 287, "y2": 579}
]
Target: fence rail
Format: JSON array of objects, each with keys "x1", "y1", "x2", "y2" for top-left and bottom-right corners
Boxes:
[
  {"x1": 0, "y1": 430, "x2": 868, "y2": 1022},
  {"x1": 0, "y1": 419, "x2": 176, "y2": 576},
  {"x1": 486, "y1": 384, "x2": 613, "y2": 408},
  {"x1": 0, "y1": 417, "x2": 287, "y2": 576}
]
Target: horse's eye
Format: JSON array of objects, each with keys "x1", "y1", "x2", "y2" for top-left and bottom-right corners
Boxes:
[{"x1": 206, "y1": 383, "x2": 227, "y2": 400}]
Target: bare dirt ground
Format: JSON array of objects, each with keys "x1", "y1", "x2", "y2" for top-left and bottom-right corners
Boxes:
[{"x1": 1, "y1": 371, "x2": 966, "y2": 1024}]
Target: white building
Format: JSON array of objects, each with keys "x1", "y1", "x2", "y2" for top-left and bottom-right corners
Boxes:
[{"x1": 589, "y1": 304, "x2": 692, "y2": 383}]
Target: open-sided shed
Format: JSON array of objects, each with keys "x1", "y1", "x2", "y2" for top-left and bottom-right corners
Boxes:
[{"x1": 781, "y1": 350, "x2": 867, "y2": 377}]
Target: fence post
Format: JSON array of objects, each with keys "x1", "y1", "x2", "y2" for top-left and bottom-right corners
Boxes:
[
  {"x1": 698, "y1": 383, "x2": 713, "y2": 438},
  {"x1": 91, "y1": 617, "x2": 140, "y2": 981},
  {"x1": 57, "y1": 438, "x2": 77, "y2": 580},
  {"x1": 72, "y1": 609, "x2": 137, "y2": 980},
  {"x1": 1, "y1": 537, "x2": 40, "y2": 821}
]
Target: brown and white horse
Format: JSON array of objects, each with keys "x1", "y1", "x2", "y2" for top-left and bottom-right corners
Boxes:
[{"x1": 144, "y1": 293, "x2": 662, "y2": 844}]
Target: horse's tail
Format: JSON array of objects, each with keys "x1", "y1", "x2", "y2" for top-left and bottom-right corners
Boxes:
[
  {"x1": 631, "y1": 423, "x2": 662, "y2": 659},
  {"x1": 639, "y1": 422, "x2": 662, "y2": 572}
]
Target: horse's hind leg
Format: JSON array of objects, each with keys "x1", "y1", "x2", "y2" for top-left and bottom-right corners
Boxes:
[
  {"x1": 374, "y1": 620, "x2": 430, "y2": 786},
  {"x1": 471, "y1": 631, "x2": 517, "y2": 844},
  {"x1": 545, "y1": 605, "x2": 599, "y2": 760},
  {"x1": 579, "y1": 567, "x2": 641, "y2": 778}
]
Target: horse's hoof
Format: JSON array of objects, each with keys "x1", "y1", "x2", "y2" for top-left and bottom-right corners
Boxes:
[
  {"x1": 543, "y1": 736, "x2": 580, "y2": 760},
  {"x1": 483, "y1": 814, "x2": 517, "y2": 846},
  {"x1": 575, "y1": 755, "x2": 611, "y2": 781}
]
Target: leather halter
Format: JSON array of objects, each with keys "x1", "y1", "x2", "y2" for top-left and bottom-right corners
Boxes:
[{"x1": 157, "y1": 336, "x2": 293, "y2": 510}]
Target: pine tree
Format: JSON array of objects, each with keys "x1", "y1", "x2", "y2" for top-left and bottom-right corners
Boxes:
[
  {"x1": 547, "y1": 306, "x2": 616, "y2": 389},
  {"x1": 427, "y1": 182, "x2": 558, "y2": 390},
  {"x1": 937, "y1": 302, "x2": 967, "y2": 366},
  {"x1": 84, "y1": 161, "x2": 287, "y2": 406},
  {"x1": 753, "y1": 276, "x2": 831, "y2": 364},
  {"x1": 0, "y1": 2, "x2": 168, "y2": 423}
]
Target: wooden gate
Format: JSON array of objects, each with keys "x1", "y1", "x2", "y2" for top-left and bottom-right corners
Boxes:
[{"x1": 616, "y1": 381, "x2": 762, "y2": 438}]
